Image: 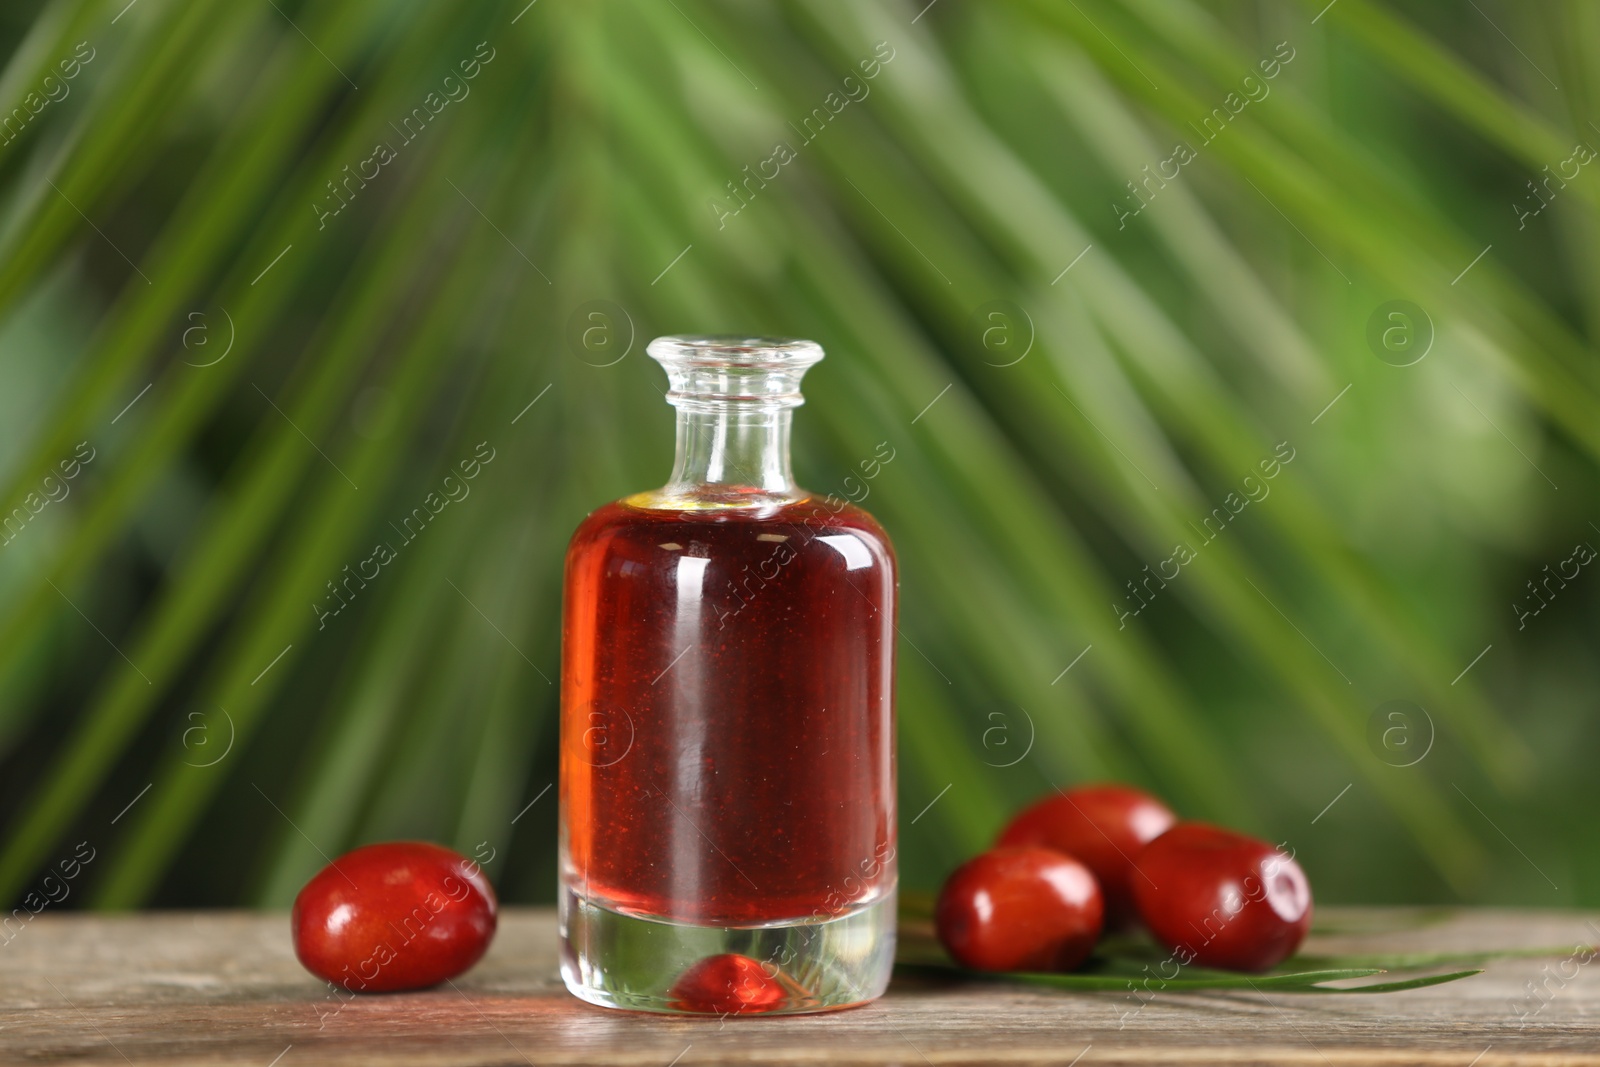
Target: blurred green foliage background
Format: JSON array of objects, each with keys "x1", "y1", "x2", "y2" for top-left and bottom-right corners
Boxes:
[{"x1": 0, "y1": 0, "x2": 1596, "y2": 913}]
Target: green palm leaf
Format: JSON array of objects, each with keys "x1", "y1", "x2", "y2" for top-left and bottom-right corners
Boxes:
[{"x1": 0, "y1": 0, "x2": 1590, "y2": 913}]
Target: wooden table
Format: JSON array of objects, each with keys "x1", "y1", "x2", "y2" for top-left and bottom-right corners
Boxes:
[{"x1": 3, "y1": 907, "x2": 1597, "y2": 1065}]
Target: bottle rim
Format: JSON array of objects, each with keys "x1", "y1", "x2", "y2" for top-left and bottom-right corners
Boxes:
[{"x1": 646, "y1": 335, "x2": 824, "y2": 369}]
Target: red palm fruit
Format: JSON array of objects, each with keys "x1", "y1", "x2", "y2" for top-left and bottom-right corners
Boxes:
[{"x1": 997, "y1": 784, "x2": 1176, "y2": 928}]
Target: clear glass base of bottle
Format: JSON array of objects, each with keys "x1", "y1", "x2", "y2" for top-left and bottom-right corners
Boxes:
[{"x1": 558, "y1": 885, "x2": 896, "y2": 1015}]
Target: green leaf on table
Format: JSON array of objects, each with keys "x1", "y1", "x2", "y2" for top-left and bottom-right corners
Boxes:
[
  {"x1": 896, "y1": 959, "x2": 1482, "y2": 994},
  {"x1": 1299, "y1": 969, "x2": 1484, "y2": 994}
]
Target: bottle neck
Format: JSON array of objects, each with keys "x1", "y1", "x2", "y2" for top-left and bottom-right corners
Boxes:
[
  {"x1": 640, "y1": 335, "x2": 824, "y2": 510},
  {"x1": 666, "y1": 403, "x2": 798, "y2": 502}
]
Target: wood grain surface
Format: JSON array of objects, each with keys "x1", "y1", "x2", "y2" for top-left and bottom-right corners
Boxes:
[{"x1": 2, "y1": 907, "x2": 1597, "y2": 1066}]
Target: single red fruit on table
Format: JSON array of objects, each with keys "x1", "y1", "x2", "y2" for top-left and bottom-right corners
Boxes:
[
  {"x1": 935, "y1": 846, "x2": 1104, "y2": 972},
  {"x1": 996, "y1": 783, "x2": 1175, "y2": 929},
  {"x1": 667, "y1": 953, "x2": 799, "y2": 1014},
  {"x1": 292, "y1": 841, "x2": 498, "y2": 992},
  {"x1": 1131, "y1": 822, "x2": 1312, "y2": 972}
]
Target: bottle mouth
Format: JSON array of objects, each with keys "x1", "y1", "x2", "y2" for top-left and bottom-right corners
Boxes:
[{"x1": 647, "y1": 335, "x2": 823, "y2": 410}]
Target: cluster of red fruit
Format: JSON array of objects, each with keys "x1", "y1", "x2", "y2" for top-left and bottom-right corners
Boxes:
[{"x1": 936, "y1": 784, "x2": 1313, "y2": 973}]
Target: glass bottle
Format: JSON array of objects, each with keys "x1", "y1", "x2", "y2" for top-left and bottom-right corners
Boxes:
[{"x1": 558, "y1": 336, "x2": 897, "y2": 1014}]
